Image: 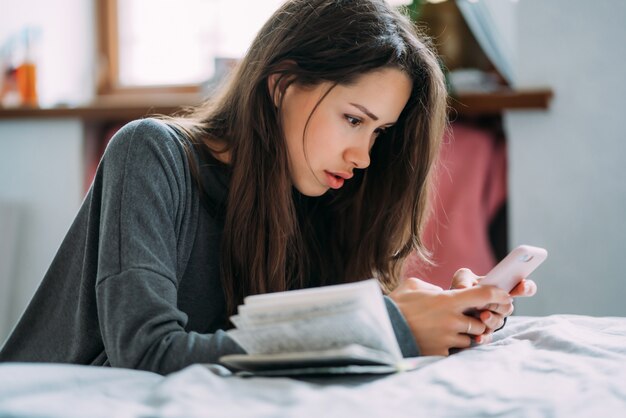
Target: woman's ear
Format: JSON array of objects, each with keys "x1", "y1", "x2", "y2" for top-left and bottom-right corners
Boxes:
[
  {"x1": 267, "y1": 73, "x2": 283, "y2": 108},
  {"x1": 267, "y1": 61, "x2": 297, "y2": 108}
]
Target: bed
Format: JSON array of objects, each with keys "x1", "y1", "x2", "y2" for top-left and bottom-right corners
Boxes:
[{"x1": 1, "y1": 314, "x2": 625, "y2": 417}]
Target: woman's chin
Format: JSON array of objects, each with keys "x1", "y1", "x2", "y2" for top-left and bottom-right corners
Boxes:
[{"x1": 293, "y1": 182, "x2": 329, "y2": 197}]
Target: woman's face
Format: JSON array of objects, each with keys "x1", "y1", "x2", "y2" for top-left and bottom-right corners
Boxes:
[{"x1": 278, "y1": 68, "x2": 412, "y2": 197}]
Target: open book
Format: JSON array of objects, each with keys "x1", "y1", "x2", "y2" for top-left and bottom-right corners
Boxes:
[{"x1": 219, "y1": 279, "x2": 416, "y2": 376}]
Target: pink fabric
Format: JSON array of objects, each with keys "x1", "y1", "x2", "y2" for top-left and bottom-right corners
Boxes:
[{"x1": 403, "y1": 122, "x2": 507, "y2": 289}]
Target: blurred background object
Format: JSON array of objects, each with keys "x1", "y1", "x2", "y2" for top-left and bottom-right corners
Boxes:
[
  {"x1": 14, "y1": 27, "x2": 40, "y2": 107},
  {"x1": 1, "y1": 27, "x2": 41, "y2": 108}
]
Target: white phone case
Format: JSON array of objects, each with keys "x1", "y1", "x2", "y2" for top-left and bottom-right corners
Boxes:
[{"x1": 480, "y1": 245, "x2": 548, "y2": 292}]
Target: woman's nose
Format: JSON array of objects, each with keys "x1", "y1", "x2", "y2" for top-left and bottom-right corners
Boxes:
[{"x1": 344, "y1": 141, "x2": 371, "y2": 169}]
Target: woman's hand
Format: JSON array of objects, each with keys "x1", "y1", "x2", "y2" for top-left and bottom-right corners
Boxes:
[
  {"x1": 388, "y1": 277, "x2": 513, "y2": 356},
  {"x1": 450, "y1": 268, "x2": 537, "y2": 344}
]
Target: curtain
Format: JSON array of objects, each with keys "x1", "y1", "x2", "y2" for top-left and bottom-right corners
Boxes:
[{"x1": 456, "y1": 0, "x2": 517, "y2": 85}]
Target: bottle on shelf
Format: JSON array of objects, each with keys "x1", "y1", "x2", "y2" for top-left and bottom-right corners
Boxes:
[
  {"x1": 15, "y1": 27, "x2": 39, "y2": 108},
  {"x1": 0, "y1": 36, "x2": 22, "y2": 108}
]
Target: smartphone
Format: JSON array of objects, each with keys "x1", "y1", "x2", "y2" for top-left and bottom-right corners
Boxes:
[{"x1": 480, "y1": 245, "x2": 548, "y2": 292}]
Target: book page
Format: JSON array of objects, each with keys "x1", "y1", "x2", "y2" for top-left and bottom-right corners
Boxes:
[
  {"x1": 227, "y1": 306, "x2": 400, "y2": 359},
  {"x1": 227, "y1": 279, "x2": 403, "y2": 363},
  {"x1": 233, "y1": 299, "x2": 361, "y2": 329},
  {"x1": 242, "y1": 278, "x2": 380, "y2": 306}
]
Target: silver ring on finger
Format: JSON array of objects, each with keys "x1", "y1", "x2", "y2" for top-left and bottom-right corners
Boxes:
[{"x1": 467, "y1": 320, "x2": 471, "y2": 334}]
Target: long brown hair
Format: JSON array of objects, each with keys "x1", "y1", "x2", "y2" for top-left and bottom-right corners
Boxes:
[{"x1": 163, "y1": 0, "x2": 447, "y2": 317}]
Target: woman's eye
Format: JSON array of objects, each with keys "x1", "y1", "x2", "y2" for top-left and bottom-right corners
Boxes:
[
  {"x1": 345, "y1": 115, "x2": 362, "y2": 127},
  {"x1": 374, "y1": 127, "x2": 387, "y2": 137}
]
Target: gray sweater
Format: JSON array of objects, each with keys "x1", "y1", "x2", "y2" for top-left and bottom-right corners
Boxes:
[{"x1": 0, "y1": 119, "x2": 419, "y2": 375}]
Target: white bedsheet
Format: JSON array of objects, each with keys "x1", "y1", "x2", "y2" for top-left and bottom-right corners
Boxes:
[{"x1": 1, "y1": 315, "x2": 625, "y2": 417}]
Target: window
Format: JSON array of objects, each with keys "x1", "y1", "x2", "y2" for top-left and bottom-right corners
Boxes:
[{"x1": 97, "y1": 0, "x2": 284, "y2": 95}]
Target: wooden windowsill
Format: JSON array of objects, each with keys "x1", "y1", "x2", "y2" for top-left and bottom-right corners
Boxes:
[
  {"x1": 450, "y1": 88, "x2": 553, "y2": 116},
  {"x1": 0, "y1": 92, "x2": 202, "y2": 121},
  {"x1": 0, "y1": 89, "x2": 552, "y2": 121}
]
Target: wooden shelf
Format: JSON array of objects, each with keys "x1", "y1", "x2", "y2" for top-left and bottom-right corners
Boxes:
[
  {"x1": 0, "y1": 89, "x2": 553, "y2": 121},
  {"x1": 450, "y1": 88, "x2": 553, "y2": 116},
  {"x1": 0, "y1": 92, "x2": 201, "y2": 121}
]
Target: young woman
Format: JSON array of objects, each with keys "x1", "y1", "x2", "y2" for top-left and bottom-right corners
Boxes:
[{"x1": 0, "y1": 0, "x2": 534, "y2": 374}]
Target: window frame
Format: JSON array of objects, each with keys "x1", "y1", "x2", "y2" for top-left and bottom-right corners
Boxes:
[{"x1": 96, "y1": 0, "x2": 200, "y2": 96}]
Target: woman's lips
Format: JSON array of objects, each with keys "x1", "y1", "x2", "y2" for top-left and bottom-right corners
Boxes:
[{"x1": 324, "y1": 171, "x2": 345, "y2": 189}]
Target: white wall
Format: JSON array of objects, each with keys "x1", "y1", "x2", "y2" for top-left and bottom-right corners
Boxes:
[
  {"x1": 505, "y1": 0, "x2": 626, "y2": 316},
  {"x1": 0, "y1": 120, "x2": 85, "y2": 343},
  {"x1": 0, "y1": 0, "x2": 93, "y2": 344}
]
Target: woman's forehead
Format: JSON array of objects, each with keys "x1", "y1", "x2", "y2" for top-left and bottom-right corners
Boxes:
[{"x1": 331, "y1": 69, "x2": 412, "y2": 119}]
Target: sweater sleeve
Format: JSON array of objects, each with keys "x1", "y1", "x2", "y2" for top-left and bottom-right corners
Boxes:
[
  {"x1": 383, "y1": 296, "x2": 420, "y2": 358},
  {"x1": 94, "y1": 119, "x2": 244, "y2": 375}
]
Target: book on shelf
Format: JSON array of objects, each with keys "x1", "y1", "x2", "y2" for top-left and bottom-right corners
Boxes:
[{"x1": 218, "y1": 279, "x2": 418, "y2": 376}]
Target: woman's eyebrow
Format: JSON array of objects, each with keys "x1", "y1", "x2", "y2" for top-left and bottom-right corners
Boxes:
[{"x1": 349, "y1": 103, "x2": 379, "y2": 121}]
